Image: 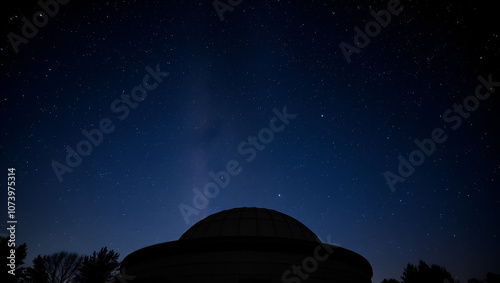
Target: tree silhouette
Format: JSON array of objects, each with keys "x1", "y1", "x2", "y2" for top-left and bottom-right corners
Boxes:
[
  {"x1": 74, "y1": 247, "x2": 120, "y2": 283},
  {"x1": 28, "y1": 251, "x2": 83, "y2": 283},
  {"x1": 382, "y1": 279, "x2": 401, "y2": 283},
  {"x1": 467, "y1": 273, "x2": 500, "y2": 283},
  {"x1": 486, "y1": 273, "x2": 500, "y2": 283},
  {"x1": 26, "y1": 255, "x2": 49, "y2": 283},
  {"x1": 1, "y1": 235, "x2": 28, "y2": 283},
  {"x1": 400, "y1": 260, "x2": 454, "y2": 283}
]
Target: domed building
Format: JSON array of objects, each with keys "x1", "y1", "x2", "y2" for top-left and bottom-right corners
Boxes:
[{"x1": 120, "y1": 207, "x2": 373, "y2": 283}]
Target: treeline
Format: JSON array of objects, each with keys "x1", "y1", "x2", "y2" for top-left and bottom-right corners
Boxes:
[
  {"x1": 381, "y1": 260, "x2": 500, "y2": 283},
  {"x1": 4, "y1": 236, "x2": 499, "y2": 283},
  {"x1": 1, "y1": 236, "x2": 120, "y2": 283}
]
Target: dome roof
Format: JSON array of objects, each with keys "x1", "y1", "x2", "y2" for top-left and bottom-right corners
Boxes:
[{"x1": 180, "y1": 207, "x2": 318, "y2": 242}]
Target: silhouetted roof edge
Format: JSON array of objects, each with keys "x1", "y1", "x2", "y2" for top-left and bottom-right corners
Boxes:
[{"x1": 122, "y1": 236, "x2": 373, "y2": 278}]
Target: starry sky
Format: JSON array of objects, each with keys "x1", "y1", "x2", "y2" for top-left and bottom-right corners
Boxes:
[{"x1": 1, "y1": 1, "x2": 499, "y2": 282}]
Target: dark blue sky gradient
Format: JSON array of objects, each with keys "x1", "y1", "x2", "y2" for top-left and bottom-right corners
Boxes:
[{"x1": 1, "y1": 1, "x2": 499, "y2": 282}]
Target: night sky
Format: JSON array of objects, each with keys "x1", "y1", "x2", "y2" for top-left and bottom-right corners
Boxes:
[{"x1": 1, "y1": 0, "x2": 499, "y2": 282}]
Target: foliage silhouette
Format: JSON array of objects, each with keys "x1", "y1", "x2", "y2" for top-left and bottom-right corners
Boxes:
[
  {"x1": 401, "y1": 260, "x2": 454, "y2": 283},
  {"x1": 1, "y1": 236, "x2": 28, "y2": 283},
  {"x1": 486, "y1": 273, "x2": 500, "y2": 283},
  {"x1": 25, "y1": 251, "x2": 83, "y2": 283},
  {"x1": 383, "y1": 260, "x2": 500, "y2": 283},
  {"x1": 468, "y1": 273, "x2": 500, "y2": 283},
  {"x1": 26, "y1": 255, "x2": 49, "y2": 283},
  {"x1": 74, "y1": 247, "x2": 120, "y2": 283}
]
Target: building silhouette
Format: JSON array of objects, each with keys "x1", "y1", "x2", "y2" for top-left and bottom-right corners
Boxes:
[{"x1": 120, "y1": 207, "x2": 373, "y2": 283}]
